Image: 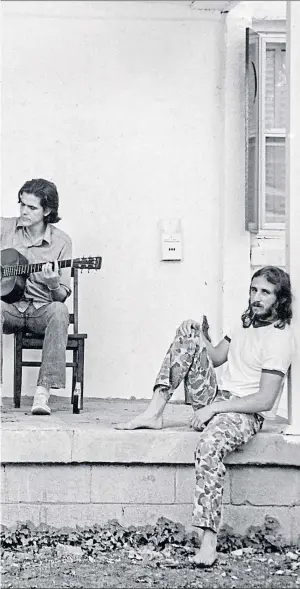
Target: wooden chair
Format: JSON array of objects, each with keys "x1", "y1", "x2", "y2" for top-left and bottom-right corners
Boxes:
[{"x1": 14, "y1": 267, "x2": 86, "y2": 413}]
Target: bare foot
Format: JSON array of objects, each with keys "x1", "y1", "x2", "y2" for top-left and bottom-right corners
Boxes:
[
  {"x1": 189, "y1": 529, "x2": 217, "y2": 567},
  {"x1": 190, "y1": 546, "x2": 217, "y2": 567},
  {"x1": 115, "y1": 413, "x2": 163, "y2": 430}
]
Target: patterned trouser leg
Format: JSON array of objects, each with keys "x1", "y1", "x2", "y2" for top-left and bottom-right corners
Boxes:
[
  {"x1": 192, "y1": 401, "x2": 264, "y2": 532},
  {"x1": 154, "y1": 327, "x2": 218, "y2": 410},
  {"x1": 153, "y1": 327, "x2": 264, "y2": 533}
]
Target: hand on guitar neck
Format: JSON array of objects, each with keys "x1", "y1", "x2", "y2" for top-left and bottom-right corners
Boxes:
[{"x1": 41, "y1": 260, "x2": 60, "y2": 290}]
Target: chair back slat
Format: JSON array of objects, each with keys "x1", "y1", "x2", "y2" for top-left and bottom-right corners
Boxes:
[{"x1": 73, "y1": 266, "x2": 79, "y2": 334}]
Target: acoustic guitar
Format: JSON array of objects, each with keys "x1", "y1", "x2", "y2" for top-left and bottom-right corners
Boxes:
[{"x1": 1, "y1": 248, "x2": 102, "y2": 304}]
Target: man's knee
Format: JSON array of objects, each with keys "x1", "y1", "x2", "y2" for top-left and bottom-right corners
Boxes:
[
  {"x1": 175, "y1": 328, "x2": 199, "y2": 348},
  {"x1": 182, "y1": 326, "x2": 206, "y2": 344},
  {"x1": 1, "y1": 300, "x2": 12, "y2": 318},
  {"x1": 1, "y1": 301, "x2": 20, "y2": 332},
  {"x1": 47, "y1": 302, "x2": 69, "y2": 325}
]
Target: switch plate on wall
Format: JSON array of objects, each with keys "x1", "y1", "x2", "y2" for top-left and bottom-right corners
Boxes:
[{"x1": 160, "y1": 219, "x2": 183, "y2": 261}]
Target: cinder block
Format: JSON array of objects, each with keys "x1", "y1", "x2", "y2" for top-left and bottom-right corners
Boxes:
[
  {"x1": 72, "y1": 428, "x2": 199, "y2": 464},
  {"x1": 122, "y1": 504, "x2": 193, "y2": 528},
  {"x1": 231, "y1": 466, "x2": 300, "y2": 506},
  {"x1": 222, "y1": 505, "x2": 293, "y2": 543},
  {"x1": 91, "y1": 465, "x2": 175, "y2": 504},
  {"x1": 175, "y1": 465, "x2": 230, "y2": 504},
  {"x1": 1, "y1": 428, "x2": 73, "y2": 463},
  {"x1": 225, "y1": 432, "x2": 300, "y2": 466},
  {"x1": 1, "y1": 504, "x2": 44, "y2": 527},
  {"x1": 1, "y1": 465, "x2": 91, "y2": 504},
  {"x1": 0, "y1": 503, "x2": 124, "y2": 529},
  {"x1": 291, "y1": 506, "x2": 300, "y2": 545}
]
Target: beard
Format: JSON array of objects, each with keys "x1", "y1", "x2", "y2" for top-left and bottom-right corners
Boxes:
[{"x1": 250, "y1": 304, "x2": 278, "y2": 326}]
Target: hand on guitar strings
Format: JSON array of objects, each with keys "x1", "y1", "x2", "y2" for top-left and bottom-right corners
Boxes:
[{"x1": 42, "y1": 260, "x2": 60, "y2": 290}]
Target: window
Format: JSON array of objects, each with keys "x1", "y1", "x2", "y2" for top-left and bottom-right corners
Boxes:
[{"x1": 245, "y1": 30, "x2": 286, "y2": 232}]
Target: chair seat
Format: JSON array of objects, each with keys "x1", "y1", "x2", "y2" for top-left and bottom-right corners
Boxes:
[
  {"x1": 21, "y1": 332, "x2": 87, "y2": 350},
  {"x1": 21, "y1": 332, "x2": 87, "y2": 340}
]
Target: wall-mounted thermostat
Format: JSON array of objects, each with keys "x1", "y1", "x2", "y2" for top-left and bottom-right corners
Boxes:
[{"x1": 160, "y1": 218, "x2": 183, "y2": 261}]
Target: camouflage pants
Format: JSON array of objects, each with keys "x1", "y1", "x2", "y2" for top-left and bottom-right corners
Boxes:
[{"x1": 154, "y1": 328, "x2": 264, "y2": 533}]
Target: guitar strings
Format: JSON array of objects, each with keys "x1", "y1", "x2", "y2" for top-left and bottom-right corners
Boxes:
[{"x1": 1, "y1": 260, "x2": 73, "y2": 277}]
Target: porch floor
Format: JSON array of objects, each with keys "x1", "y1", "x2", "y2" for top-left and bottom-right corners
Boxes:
[{"x1": 1, "y1": 395, "x2": 194, "y2": 430}]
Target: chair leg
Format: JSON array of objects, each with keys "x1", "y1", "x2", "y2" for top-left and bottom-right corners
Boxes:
[
  {"x1": 14, "y1": 333, "x2": 23, "y2": 408},
  {"x1": 77, "y1": 340, "x2": 85, "y2": 410},
  {"x1": 184, "y1": 388, "x2": 191, "y2": 405},
  {"x1": 71, "y1": 349, "x2": 77, "y2": 403}
]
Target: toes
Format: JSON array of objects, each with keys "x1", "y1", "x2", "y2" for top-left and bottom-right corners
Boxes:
[
  {"x1": 190, "y1": 557, "x2": 217, "y2": 568},
  {"x1": 114, "y1": 423, "x2": 129, "y2": 430}
]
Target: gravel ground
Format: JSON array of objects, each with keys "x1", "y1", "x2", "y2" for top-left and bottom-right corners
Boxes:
[
  {"x1": 1, "y1": 517, "x2": 300, "y2": 589},
  {"x1": 1, "y1": 545, "x2": 300, "y2": 588}
]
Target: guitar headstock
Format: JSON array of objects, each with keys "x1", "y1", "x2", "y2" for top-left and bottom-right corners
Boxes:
[{"x1": 73, "y1": 256, "x2": 102, "y2": 271}]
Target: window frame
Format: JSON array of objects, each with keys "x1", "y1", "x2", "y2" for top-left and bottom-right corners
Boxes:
[{"x1": 245, "y1": 30, "x2": 286, "y2": 235}]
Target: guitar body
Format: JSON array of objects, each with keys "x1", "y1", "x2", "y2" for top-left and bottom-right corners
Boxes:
[{"x1": 1, "y1": 248, "x2": 29, "y2": 304}]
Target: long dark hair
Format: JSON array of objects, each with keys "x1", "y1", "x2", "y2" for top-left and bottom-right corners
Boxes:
[
  {"x1": 241, "y1": 266, "x2": 293, "y2": 329},
  {"x1": 18, "y1": 178, "x2": 61, "y2": 224}
]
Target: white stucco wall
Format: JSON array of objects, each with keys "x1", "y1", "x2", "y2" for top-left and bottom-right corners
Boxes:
[
  {"x1": 1, "y1": 0, "x2": 288, "y2": 408},
  {"x1": 1, "y1": 1, "x2": 227, "y2": 399}
]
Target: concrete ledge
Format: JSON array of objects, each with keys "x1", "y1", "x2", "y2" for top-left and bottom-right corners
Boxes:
[
  {"x1": 2, "y1": 425, "x2": 300, "y2": 466},
  {"x1": 1, "y1": 397, "x2": 299, "y2": 466},
  {"x1": 1, "y1": 427, "x2": 74, "y2": 463}
]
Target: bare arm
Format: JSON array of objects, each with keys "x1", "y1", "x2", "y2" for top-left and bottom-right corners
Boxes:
[
  {"x1": 177, "y1": 319, "x2": 230, "y2": 367},
  {"x1": 203, "y1": 335, "x2": 230, "y2": 367},
  {"x1": 42, "y1": 261, "x2": 69, "y2": 303},
  {"x1": 212, "y1": 371, "x2": 284, "y2": 414}
]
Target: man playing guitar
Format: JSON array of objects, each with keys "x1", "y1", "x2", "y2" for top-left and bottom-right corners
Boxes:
[{"x1": 1, "y1": 178, "x2": 72, "y2": 415}]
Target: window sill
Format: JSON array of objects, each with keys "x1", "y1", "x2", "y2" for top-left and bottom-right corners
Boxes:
[
  {"x1": 253, "y1": 229, "x2": 285, "y2": 240},
  {"x1": 250, "y1": 231, "x2": 286, "y2": 267}
]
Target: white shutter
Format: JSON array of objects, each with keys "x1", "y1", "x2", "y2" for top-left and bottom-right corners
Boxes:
[
  {"x1": 265, "y1": 44, "x2": 286, "y2": 131},
  {"x1": 265, "y1": 138, "x2": 286, "y2": 223},
  {"x1": 278, "y1": 48, "x2": 287, "y2": 130},
  {"x1": 264, "y1": 42, "x2": 286, "y2": 226},
  {"x1": 265, "y1": 48, "x2": 276, "y2": 129}
]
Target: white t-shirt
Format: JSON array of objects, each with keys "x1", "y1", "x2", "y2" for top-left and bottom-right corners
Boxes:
[{"x1": 219, "y1": 322, "x2": 296, "y2": 418}]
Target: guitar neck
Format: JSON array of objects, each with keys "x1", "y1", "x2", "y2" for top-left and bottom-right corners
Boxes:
[{"x1": 4, "y1": 259, "x2": 72, "y2": 278}]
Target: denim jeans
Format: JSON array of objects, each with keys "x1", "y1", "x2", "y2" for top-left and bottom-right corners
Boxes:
[{"x1": 1, "y1": 301, "x2": 69, "y2": 389}]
